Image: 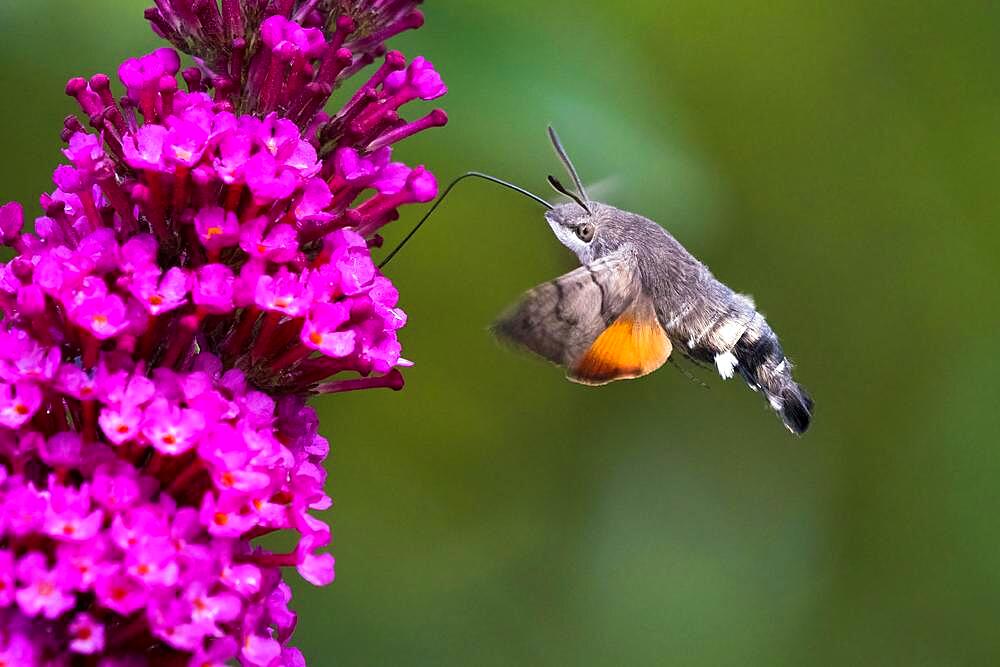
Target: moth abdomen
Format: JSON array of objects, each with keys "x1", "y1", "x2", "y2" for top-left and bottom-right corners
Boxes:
[{"x1": 677, "y1": 296, "x2": 813, "y2": 434}]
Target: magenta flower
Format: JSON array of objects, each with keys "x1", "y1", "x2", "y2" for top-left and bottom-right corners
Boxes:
[
  {"x1": 0, "y1": 382, "x2": 44, "y2": 429},
  {"x1": 0, "y1": 0, "x2": 447, "y2": 663},
  {"x1": 68, "y1": 612, "x2": 106, "y2": 654},
  {"x1": 14, "y1": 553, "x2": 76, "y2": 620},
  {"x1": 194, "y1": 206, "x2": 240, "y2": 251}
]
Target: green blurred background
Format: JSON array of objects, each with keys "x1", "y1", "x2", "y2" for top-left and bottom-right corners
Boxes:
[{"x1": 3, "y1": 1, "x2": 1000, "y2": 664}]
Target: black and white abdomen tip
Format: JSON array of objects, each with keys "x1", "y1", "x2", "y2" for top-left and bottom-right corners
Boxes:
[{"x1": 729, "y1": 324, "x2": 813, "y2": 434}]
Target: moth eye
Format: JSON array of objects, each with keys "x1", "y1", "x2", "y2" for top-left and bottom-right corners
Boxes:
[{"x1": 576, "y1": 223, "x2": 595, "y2": 242}]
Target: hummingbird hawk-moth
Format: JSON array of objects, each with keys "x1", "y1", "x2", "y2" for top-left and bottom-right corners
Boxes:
[{"x1": 381, "y1": 128, "x2": 814, "y2": 434}]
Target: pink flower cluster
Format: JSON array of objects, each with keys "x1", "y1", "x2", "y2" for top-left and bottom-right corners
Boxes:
[
  {"x1": 0, "y1": 354, "x2": 331, "y2": 664},
  {"x1": 0, "y1": 0, "x2": 446, "y2": 664}
]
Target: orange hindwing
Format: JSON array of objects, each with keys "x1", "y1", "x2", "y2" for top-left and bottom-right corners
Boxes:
[{"x1": 570, "y1": 301, "x2": 672, "y2": 385}]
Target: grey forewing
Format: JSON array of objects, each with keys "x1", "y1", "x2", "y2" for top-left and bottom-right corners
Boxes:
[{"x1": 492, "y1": 251, "x2": 640, "y2": 367}]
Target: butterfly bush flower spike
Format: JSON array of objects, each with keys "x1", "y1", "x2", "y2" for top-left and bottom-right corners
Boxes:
[{"x1": 0, "y1": 0, "x2": 446, "y2": 663}]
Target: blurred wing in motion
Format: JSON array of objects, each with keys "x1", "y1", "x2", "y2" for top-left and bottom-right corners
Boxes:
[
  {"x1": 580, "y1": 174, "x2": 623, "y2": 204},
  {"x1": 493, "y1": 252, "x2": 672, "y2": 385}
]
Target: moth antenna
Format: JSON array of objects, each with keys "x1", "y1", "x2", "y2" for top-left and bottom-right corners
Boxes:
[
  {"x1": 547, "y1": 175, "x2": 591, "y2": 214},
  {"x1": 379, "y1": 171, "x2": 553, "y2": 268},
  {"x1": 547, "y1": 125, "x2": 589, "y2": 202}
]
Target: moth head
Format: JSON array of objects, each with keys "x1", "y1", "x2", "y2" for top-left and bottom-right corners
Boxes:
[{"x1": 545, "y1": 200, "x2": 625, "y2": 264}]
